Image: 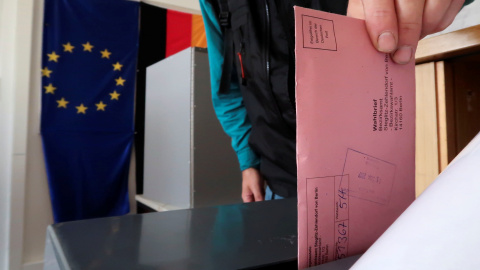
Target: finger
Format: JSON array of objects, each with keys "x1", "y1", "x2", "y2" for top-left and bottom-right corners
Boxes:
[
  {"x1": 242, "y1": 182, "x2": 254, "y2": 203},
  {"x1": 421, "y1": 0, "x2": 454, "y2": 37},
  {"x1": 392, "y1": 0, "x2": 425, "y2": 64},
  {"x1": 242, "y1": 193, "x2": 254, "y2": 203},
  {"x1": 252, "y1": 186, "x2": 265, "y2": 202},
  {"x1": 362, "y1": 0, "x2": 398, "y2": 53},
  {"x1": 431, "y1": 0, "x2": 464, "y2": 34}
]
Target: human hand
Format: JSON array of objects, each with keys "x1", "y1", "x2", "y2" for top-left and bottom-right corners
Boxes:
[
  {"x1": 241, "y1": 167, "x2": 265, "y2": 202},
  {"x1": 347, "y1": 0, "x2": 465, "y2": 64}
]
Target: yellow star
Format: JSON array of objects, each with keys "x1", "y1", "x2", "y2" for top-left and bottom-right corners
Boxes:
[
  {"x1": 95, "y1": 101, "x2": 107, "y2": 111},
  {"x1": 109, "y1": 91, "x2": 120, "y2": 100},
  {"x1": 100, "y1": 49, "x2": 111, "y2": 59},
  {"x1": 44, "y1": 83, "x2": 57, "y2": 94},
  {"x1": 82, "y1": 42, "x2": 94, "y2": 52},
  {"x1": 76, "y1": 103, "x2": 88, "y2": 114},
  {"x1": 63, "y1": 42, "x2": 75, "y2": 53},
  {"x1": 42, "y1": 67, "x2": 53, "y2": 77},
  {"x1": 47, "y1": 51, "x2": 60, "y2": 62},
  {"x1": 56, "y1": 98, "x2": 69, "y2": 108},
  {"x1": 115, "y1": 77, "x2": 126, "y2": 86},
  {"x1": 112, "y1": 62, "x2": 123, "y2": 71}
]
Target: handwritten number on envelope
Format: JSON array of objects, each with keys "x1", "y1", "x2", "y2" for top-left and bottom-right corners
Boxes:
[
  {"x1": 336, "y1": 187, "x2": 349, "y2": 260},
  {"x1": 338, "y1": 188, "x2": 348, "y2": 208},
  {"x1": 337, "y1": 245, "x2": 347, "y2": 259},
  {"x1": 337, "y1": 222, "x2": 347, "y2": 235}
]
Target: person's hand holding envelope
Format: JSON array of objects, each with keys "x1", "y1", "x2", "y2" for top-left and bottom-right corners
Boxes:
[{"x1": 347, "y1": 0, "x2": 465, "y2": 64}]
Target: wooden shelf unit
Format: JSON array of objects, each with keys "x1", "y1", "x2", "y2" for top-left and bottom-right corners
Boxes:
[{"x1": 415, "y1": 25, "x2": 480, "y2": 196}]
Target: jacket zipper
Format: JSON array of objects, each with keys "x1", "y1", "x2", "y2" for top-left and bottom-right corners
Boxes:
[
  {"x1": 265, "y1": 0, "x2": 270, "y2": 83},
  {"x1": 264, "y1": 0, "x2": 296, "y2": 131},
  {"x1": 238, "y1": 42, "x2": 246, "y2": 85}
]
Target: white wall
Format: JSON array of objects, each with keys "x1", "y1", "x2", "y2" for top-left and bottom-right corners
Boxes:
[
  {"x1": 428, "y1": 1, "x2": 480, "y2": 37},
  {"x1": 0, "y1": 0, "x2": 35, "y2": 269},
  {"x1": 0, "y1": 0, "x2": 15, "y2": 266},
  {"x1": 22, "y1": 0, "x2": 53, "y2": 266}
]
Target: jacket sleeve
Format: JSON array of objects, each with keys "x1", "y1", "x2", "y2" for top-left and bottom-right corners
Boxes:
[{"x1": 200, "y1": 0, "x2": 260, "y2": 171}]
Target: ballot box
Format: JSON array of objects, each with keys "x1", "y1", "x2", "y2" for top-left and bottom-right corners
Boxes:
[{"x1": 44, "y1": 199, "x2": 299, "y2": 269}]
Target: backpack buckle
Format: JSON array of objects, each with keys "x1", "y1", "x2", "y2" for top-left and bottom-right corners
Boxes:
[{"x1": 219, "y1": 11, "x2": 230, "y2": 28}]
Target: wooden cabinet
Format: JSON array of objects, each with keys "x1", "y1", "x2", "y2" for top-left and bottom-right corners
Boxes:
[{"x1": 415, "y1": 25, "x2": 480, "y2": 196}]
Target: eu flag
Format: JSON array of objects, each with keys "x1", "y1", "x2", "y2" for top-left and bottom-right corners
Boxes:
[{"x1": 41, "y1": 0, "x2": 139, "y2": 223}]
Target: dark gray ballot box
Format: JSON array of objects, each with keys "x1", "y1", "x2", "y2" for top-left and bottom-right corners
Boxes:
[
  {"x1": 45, "y1": 199, "x2": 359, "y2": 269},
  {"x1": 46, "y1": 199, "x2": 297, "y2": 269}
]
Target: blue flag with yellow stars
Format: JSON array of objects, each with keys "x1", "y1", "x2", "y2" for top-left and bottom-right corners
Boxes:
[{"x1": 41, "y1": 0, "x2": 139, "y2": 223}]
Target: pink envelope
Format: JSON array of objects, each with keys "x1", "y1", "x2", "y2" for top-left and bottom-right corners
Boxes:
[{"x1": 295, "y1": 7, "x2": 416, "y2": 269}]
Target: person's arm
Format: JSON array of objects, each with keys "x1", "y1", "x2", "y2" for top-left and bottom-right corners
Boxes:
[
  {"x1": 347, "y1": 0, "x2": 470, "y2": 64},
  {"x1": 200, "y1": 0, "x2": 264, "y2": 202}
]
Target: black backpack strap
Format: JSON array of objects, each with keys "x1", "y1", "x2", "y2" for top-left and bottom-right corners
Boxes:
[
  {"x1": 217, "y1": 0, "x2": 233, "y2": 94},
  {"x1": 218, "y1": 0, "x2": 230, "y2": 28}
]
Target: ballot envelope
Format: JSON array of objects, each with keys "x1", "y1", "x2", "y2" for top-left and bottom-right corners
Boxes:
[{"x1": 294, "y1": 7, "x2": 416, "y2": 269}]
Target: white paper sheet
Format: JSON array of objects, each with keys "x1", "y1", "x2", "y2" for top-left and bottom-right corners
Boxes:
[{"x1": 352, "y1": 132, "x2": 480, "y2": 269}]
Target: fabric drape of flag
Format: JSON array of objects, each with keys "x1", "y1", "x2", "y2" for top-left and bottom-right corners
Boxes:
[{"x1": 41, "y1": 0, "x2": 139, "y2": 223}]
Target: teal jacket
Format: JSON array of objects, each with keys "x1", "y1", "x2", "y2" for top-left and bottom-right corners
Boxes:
[{"x1": 200, "y1": 0, "x2": 260, "y2": 171}]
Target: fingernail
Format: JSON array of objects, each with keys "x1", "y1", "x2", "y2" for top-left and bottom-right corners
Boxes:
[
  {"x1": 393, "y1": 46, "x2": 412, "y2": 64},
  {"x1": 377, "y1": 32, "x2": 396, "y2": 53}
]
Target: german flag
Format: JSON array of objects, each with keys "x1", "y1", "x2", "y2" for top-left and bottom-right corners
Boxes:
[{"x1": 166, "y1": 9, "x2": 207, "y2": 57}]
